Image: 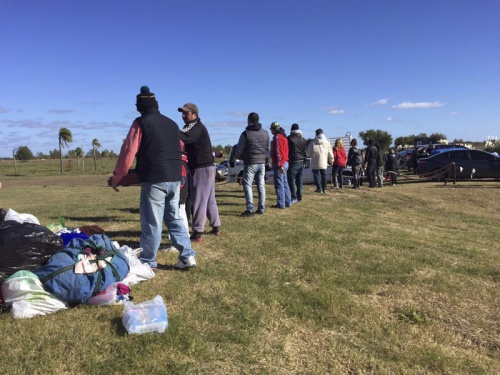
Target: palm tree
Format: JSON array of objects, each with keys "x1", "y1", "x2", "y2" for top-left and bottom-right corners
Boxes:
[
  {"x1": 75, "y1": 147, "x2": 84, "y2": 170},
  {"x1": 92, "y1": 138, "x2": 102, "y2": 171},
  {"x1": 58, "y1": 128, "x2": 73, "y2": 173}
]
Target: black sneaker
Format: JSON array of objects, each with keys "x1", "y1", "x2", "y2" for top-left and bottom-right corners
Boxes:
[
  {"x1": 190, "y1": 231, "x2": 203, "y2": 243},
  {"x1": 256, "y1": 209, "x2": 264, "y2": 214},
  {"x1": 241, "y1": 210, "x2": 254, "y2": 217}
]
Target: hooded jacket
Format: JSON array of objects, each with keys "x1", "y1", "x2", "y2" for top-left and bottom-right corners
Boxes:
[
  {"x1": 271, "y1": 130, "x2": 289, "y2": 168},
  {"x1": 287, "y1": 130, "x2": 307, "y2": 162},
  {"x1": 307, "y1": 134, "x2": 334, "y2": 170}
]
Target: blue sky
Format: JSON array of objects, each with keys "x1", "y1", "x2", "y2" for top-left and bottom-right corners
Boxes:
[{"x1": 1, "y1": 0, "x2": 499, "y2": 157}]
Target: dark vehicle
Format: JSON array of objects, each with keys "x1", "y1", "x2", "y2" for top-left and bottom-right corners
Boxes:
[
  {"x1": 215, "y1": 161, "x2": 229, "y2": 181},
  {"x1": 417, "y1": 149, "x2": 500, "y2": 179},
  {"x1": 398, "y1": 149, "x2": 414, "y2": 169}
]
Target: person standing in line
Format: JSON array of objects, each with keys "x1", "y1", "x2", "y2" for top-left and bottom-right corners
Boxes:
[
  {"x1": 385, "y1": 149, "x2": 399, "y2": 186},
  {"x1": 178, "y1": 103, "x2": 221, "y2": 243},
  {"x1": 376, "y1": 143, "x2": 386, "y2": 188},
  {"x1": 307, "y1": 128, "x2": 333, "y2": 193},
  {"x1": 235, "y1": 112, "x2": 270, "y2": 216},
  {"x1": 287, "y1": 123, "x2": 307, "y2": 203},
  {"x1": 111, "y1": 86, "x2": 196, "y2": 270},
  {"x1": 332, "y1": 138, "x2": 347, "y2": 190},
  {"x1": 347, "y1": 138, "x2": 363, "y2": 189},
  {"x1": 364, "y1": 139, "x2": 378, "y2": 188},
  {"x1": 270, "y1": 122, "x2": 292, "y2": 208}
]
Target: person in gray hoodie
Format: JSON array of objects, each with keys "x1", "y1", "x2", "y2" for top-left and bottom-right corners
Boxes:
[{"x1": 235, "y1": 112, "x2": 270, "y2": 216}]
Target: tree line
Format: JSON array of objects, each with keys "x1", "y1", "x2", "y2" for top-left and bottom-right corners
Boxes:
[
  {"x1": 12, "y1": 128, "x2": 498, "y2": 172},
  {"x1": 13, "y1": 128, "x2": 117, "y2": 173}
]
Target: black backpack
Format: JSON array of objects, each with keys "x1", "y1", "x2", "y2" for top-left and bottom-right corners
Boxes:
[{"x1": 349, "y1": 148, "x2": 362, "y2": 166}]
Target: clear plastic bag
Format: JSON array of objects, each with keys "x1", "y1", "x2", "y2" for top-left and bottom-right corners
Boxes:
[
  {"x1": 122, "y1": 295, "x2": 168, "y2": 334},
  {"x1": 117, "y1": 246, "x2": 155, "y2": 285},
  {"x1": 1, "y1": 270, "x2": 68, "y2": 319}
]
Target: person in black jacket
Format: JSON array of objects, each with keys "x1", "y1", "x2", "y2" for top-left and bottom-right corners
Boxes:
[
  {"x1": 347, "y1": 138, "x2": 363, "y2": 189},
  {"x1": 178, "y1": 103, "x2": 221, "y2": 243},
  {"x1": 385, "y1": 149, "x2": 399, "y2": 185},
  {"x1": 287, "y1": 123, "x2": 307, "y2": 202},
  {"x1": 364, "y1": 139, "x2": 378, "y2": 188},
  {"x1": 235, "y1": 112, "x2": 270, "y2": 216}
]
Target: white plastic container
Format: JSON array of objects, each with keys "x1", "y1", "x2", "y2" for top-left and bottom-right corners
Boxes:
[{"x1": 122, "y1": 295, "x2": 168, "y2": 334}]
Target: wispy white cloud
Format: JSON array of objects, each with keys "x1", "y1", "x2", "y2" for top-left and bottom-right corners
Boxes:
[
  {"x1": 209, "y1": 120, "x2": 246, "y2": 128},
  {"x1": 0, "y1": 107, "x2": 10, "y2": 114},
  {"x1": 382, "y1": 117, "x2": 396, "y2": 122},
  {"x1": 222, "y1": 111, "x2": 247, "y2": 117},
  {"x1": 327, "y1": 107, "x2": 346, "y2": 115},
  {"x1": 48, "y1": 109, "x2": 74, "y2": 114},
  {"x1": 392, "y1": 101, "x2": 445, "y2": 109},
  {"x1": 450, "y1": 111, "x2": 460, "y2": 116},
  {"x1": 370, "y1": 98, "x2": 389, "y2": 106}
]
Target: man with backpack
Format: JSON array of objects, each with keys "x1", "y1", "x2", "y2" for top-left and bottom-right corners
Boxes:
[
  {"x1": 347, "y1": 138, "x2": 363, "y2": 189},
  {"x1": 364, "y1": 139, "x2": 378, "y2": 188}
]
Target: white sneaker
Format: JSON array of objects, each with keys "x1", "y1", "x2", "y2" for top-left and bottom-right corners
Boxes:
[
  {"x1": 159, "y1": 245, "x2": 179, "y2": 252},
  {"x1": 174, "y1": 256, "x2": 196, "y2": 270}
]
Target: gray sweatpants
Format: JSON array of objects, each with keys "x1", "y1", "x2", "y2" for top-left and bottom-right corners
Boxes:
[{"x1": 191, "y1": 165, "x2": 221, "y2": 233}]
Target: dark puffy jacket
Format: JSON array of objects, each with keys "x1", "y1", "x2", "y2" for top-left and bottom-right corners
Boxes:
[
  {"x1": 136, "y1": 109, "x2": 182, "y2": 183},
  {"x1": 385, "y1": 153, "x2": 399, "y2": 171},
  {"x1": 235, "y1": 123, "x2": 270, "y2": 165},
  {"x1": 179, "y1": 118, "x2": 215, "y2": 170},
  {"x1": 287, "y1": 132, "x2": 307, "y2": 162}
]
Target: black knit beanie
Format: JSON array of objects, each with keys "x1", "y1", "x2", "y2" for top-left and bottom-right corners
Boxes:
[{"x1": 136, "y1": 86, "x2": 158, "y2": 112}]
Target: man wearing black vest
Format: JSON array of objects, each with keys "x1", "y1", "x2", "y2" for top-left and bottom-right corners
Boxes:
[
  {"x1": 111, "y1": 86, "x2": 196, "y2": 270},
  {"x1": 235, "y1": 112, "x2": 270, "y2": 216}
]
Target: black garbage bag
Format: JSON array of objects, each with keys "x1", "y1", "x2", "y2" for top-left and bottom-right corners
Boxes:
[{"x1": 0, "y1": 221, "x2": 64, "y2": 282}]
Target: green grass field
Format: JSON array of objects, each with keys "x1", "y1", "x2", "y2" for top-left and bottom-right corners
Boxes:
[{"x1": 1, "y1": 162, "x2": 499, "y2": 374}]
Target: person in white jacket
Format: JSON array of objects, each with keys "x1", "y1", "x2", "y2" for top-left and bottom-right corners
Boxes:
[{"x1": 307, "y1": 129, "x2": 334, "y2": 193}]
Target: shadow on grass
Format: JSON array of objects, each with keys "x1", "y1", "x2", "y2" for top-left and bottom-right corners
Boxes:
[
  {"x1": 63, "y1": 215, "x2": 127, "y2": 223},
  {"x1": 428, "y1": 183, "x2": 500, "y2": 189},
  {"x1": 117, "y1": 208, "x2": 140, "y2": 214},
  {"x1": 110, "y1": 316, "x2": 128, "y2": 336}
]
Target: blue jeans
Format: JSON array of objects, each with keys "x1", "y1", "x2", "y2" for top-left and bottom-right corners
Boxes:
[
  {"x1": 273, "y1": 162, "x2": 291, "y2": 208},
  {"x1": 377, "y1": 166, "x2": 384, "y2": 187},
  {"x1": 139, "y1": 181, "x2": 196, "y2": 267},
  {"x1": 312, "y1": 169, "x2": 327, "y2": 191},
  {"x1": 332, "y1": 166, "x2": 345, "y2": 188},
  {"x1": 287, "y1": 161, "x2": 304, "y2": 201},
  {"x1": 243, "y1": 163, "x2": 266, "y2": 212}
]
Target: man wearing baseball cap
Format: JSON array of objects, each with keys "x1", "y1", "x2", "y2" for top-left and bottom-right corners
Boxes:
[
  {"x1": 270, "y1": 122, "x2": 292, "y2": 208},
  {"x1": 178, "y1": 103, "x2": 221, "y2": 243}
]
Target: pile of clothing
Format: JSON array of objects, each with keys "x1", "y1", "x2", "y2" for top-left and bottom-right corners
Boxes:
[{"x1": 0, "y1": 209, "x2": 155, "y2": 319}]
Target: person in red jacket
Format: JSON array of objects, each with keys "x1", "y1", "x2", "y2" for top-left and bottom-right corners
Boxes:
[
  {"x1": 332, "y1": 138, "x2": 347, "y2": 189},
  {"x1": 270, "y1": 122, "x2": 291, "y2": 208}
]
